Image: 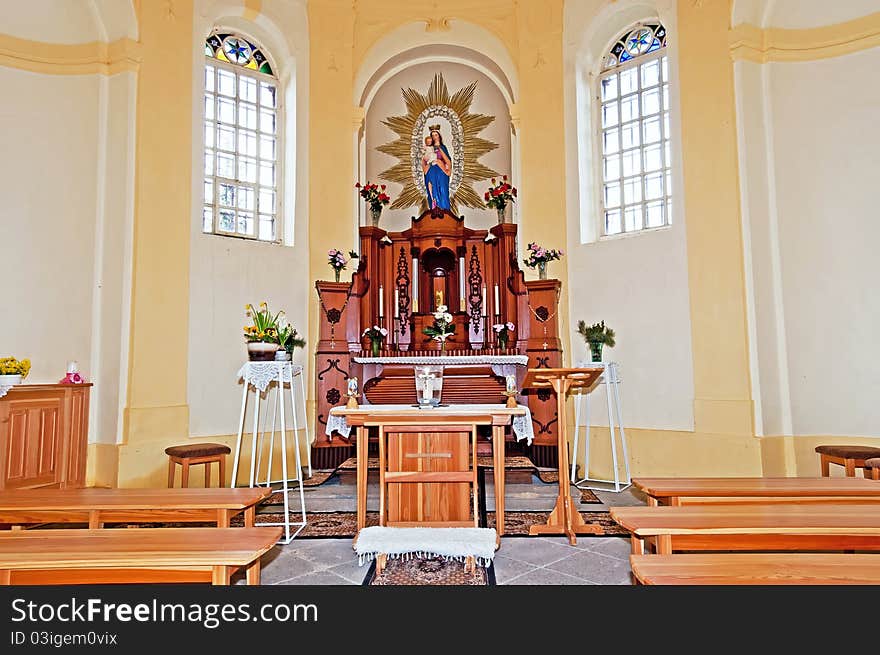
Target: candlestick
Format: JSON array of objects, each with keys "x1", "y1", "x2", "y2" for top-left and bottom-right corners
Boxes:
[
  {"x1": 494, "y1": 284, "x2": 500, "y2": 310},
  {"x1": 394, "y1": 289, "x2": 400, "y2": 317},
  {"x1": 378, "y1": 285, "x2": 384, "y2": 317}
]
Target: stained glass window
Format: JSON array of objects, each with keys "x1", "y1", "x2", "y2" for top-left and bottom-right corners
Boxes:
[
  {"x1": 599, "y1": 23, "x2": 671, "y2": 236},
  {"x1": 203, "y1": 31, "x2": 280, "y2": 242}
]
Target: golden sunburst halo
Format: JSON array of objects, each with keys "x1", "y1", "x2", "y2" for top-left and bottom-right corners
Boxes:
[{"x1": 377, "y1": 73, "x2": 500, "y2": 214}]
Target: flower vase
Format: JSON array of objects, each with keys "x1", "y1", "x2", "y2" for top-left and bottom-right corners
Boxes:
[
  {"x1": 370, "y1": 340, "x2": 381, "y2": 357},
  {"x1": 0, "y1": 374, "x2": 22, "y2": 388},
  {"x1": 439, "y1": 339, "x2": 447, "y2": 353},
  {"x1": 589, "y1": 341, "x2": 603, "y2": 362},
  {"x1": 247, "y1": 341, "x2": 278, "y2": 361},
  {"x1": 496, "y1": 205, "x2": 506, "y2": 224},
  {"x1": 537, "y1": 261, "x2": 547, "y2": 280},
  {"x1": 498, "y1": 335, "x2": 508, "y2": 351},
  {"x1": 334, "y1": 269, "x2": 341, "y2": 283},
  {"x1": 370, "y1": 206, "x2": 382, "y2": 227}
]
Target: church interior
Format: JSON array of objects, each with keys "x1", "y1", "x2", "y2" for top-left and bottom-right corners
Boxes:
[{"x1": 1, "y1": 0, "x2": 880, "y2": 588}]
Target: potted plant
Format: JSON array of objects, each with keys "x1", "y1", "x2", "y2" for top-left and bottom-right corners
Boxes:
[
  {"x1": 328, "y1": 248, "x2": 359, "y2": 283},
  {"x1": 0, "y1": 356, "x2": 31, "y2": 389},
  {"x1": 362, "y1": 325, "x2": 388, "y2": 357},
  {"x1": 274, "y1": 316, "x2": 307, "y2": 361},
  {"x1": 523, "y1": 242, "x2": 564, "y2": 279},
  {"x1": 355, "y1": 181, "x2": 391, "y2": 226},
  {"x1": 422, "y1": 304, "x2": 455, "y2": 352},
  {"x1": 577, "y1": 320, "x2": 616, "y2": 362},
  {"x1": 492, "y1": 321, "x2": 515, "y2": 349},
  {"x1": 484, "y1": 175, "x2": 517, "y2": 223},
  {"x1": 243, "y1": 302, "x2": 281, "y2": 360}
]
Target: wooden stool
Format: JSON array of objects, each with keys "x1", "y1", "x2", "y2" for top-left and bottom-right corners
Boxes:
[
  {"x1": 815, "y1": 445, "x2": 880, "y2": 478},
  {"x1": 165, "y1": 443, "x2": 231, "y2": 488},
  {"x1": 866, "y1": 458, "x2": 880, "y2": 481}
]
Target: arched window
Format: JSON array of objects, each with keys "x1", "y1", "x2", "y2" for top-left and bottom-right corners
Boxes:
[
  {"x1": 598, "y1": 23, "x2": 669, "y2": 236},
  {"x1": 203, "y1": 31, "x2": 281, "y2": 241}
]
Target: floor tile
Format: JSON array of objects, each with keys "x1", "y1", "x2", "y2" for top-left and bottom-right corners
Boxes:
[
  {"x1": 575, "y1": 536, "x2": 631, "y2": 560},
  {"x1": 546, "y1": 551, "x2": 633, "y2": 585},
  {"x1": 495, "y1": 537, "x2": 577, "y2": 566},
  {"x1": 504, "y1": 568, "x2": 594, "y2": 586},
  {"x1": 491, "y1": 555, "x2": 539, "y2": 584},
  {"x1": 275, "y1": 569, "x2": 356, "y2": 585}
]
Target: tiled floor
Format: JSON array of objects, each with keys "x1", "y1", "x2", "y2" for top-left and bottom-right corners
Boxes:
[{"x1": 239, "y1": 475, "x2": 646, "y2": 585}]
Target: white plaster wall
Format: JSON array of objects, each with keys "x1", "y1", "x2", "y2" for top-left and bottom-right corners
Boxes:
[
  {"x1": 563, "y1": 0, "x2": 694, "y2": 431},
  {"x1": 0, "y1": 68, "x2": 99, "y2": 385},
  {"x1": 765, "y1": 0, "x2": 878, "y2": 29},
  {"x1": 0, "y1": 0, "x2": 102, "y2": 43},
  {"x1": 768, "y1": 49, "x2": 880, "y2": 436},
  {"x1": 365, "y1": 61, "x2": 511, "y2": 233}
]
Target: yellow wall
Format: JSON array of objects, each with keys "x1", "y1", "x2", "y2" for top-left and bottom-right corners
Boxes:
[{"x1": 116, "y1": 0, "x2": 194, "y2": 486}]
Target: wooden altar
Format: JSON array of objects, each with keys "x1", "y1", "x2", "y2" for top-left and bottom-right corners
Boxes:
[{"x1": 314, "y1": 208, "x2": 563, "y2": 469}]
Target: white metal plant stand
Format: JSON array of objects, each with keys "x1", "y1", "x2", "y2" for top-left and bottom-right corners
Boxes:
[
  {"x1": 231, "y1": 361, "x2": 309, "y2": 544},
  {"x1": 570, "y1": 361, "x2": 631, "y2": 493}
]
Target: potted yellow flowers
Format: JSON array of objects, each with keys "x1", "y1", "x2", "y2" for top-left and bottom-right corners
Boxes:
[
  {"x1": 243, "y1": 302, "x2": 281, "y2": 360},
  {"x1": 0, "y1": 356, "x2": 31, "y2": 390}
]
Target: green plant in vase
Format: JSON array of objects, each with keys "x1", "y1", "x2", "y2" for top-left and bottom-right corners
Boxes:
[
  {"x1": 423, "y1": 305, "x2": 455, "y2": 352},
  {"x1": 274, "y1": 316, "x2": 307, "y2": 360},
  {"x1": 577, "y1": 320, "x2": 615, "y2": 362}
]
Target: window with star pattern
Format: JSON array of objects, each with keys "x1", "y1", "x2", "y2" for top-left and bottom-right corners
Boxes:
[
  {"x1": 203, "y1": 32, "x2": 281, "y2": 242},
  {"x1": 598, "y1": 23, "x2": 671, "y2": 236}
]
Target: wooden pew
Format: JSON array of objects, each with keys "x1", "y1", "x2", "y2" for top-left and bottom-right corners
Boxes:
[
  {"x1": 610, "y1": 503, "x2": 880, "y2": 555},
  {"x1": 630, "y1": 553, "x2": 880, "y2": 585},
  {"x1": 632, "y1": 477, "x2": 880, "y2": 507},
  {"x1": 0, "y1": 527, "x2": 281, "y2": 585},
  {"x1": 0, "y1": 487, "x2": 272, "y2": 529}
]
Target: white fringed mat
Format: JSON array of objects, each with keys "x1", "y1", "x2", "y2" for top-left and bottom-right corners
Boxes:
[{"x1": 355, "y1": 526, "x2": 498, "y2": 568}]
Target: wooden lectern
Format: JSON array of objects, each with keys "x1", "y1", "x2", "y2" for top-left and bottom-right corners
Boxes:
[{"x1": 522, "y1": 367, "x2": 604, "y2": 544}]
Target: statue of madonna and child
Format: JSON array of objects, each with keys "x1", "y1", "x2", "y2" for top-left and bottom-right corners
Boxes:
[{"x1": 420, "y1": 124, "x2": 453, "y2": 210}]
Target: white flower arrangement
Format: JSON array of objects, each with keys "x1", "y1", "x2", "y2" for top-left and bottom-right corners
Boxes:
[{"x1": 423, "y1": 304, "x2": 456, "y2": 345}]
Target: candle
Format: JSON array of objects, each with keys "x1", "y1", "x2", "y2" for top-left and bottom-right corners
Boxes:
[
  {"x1": 378, "y1": 286, "x2": 384, "y2": 317},
  {"x1": 494, "y1": 284, "x2": 500, "y2": 312},
  {"x1": 481, "y1": 285, "x2": 487, "y2": 316},
  {"x1": 67, "y1": 361, "x2": 78, "y2": 374},
  {"x1": 394, "y1": 289, "x2": 400, "y2": 316},
  {"x1": 423, "y1": 377, "x2": 433, "y2": 400}
]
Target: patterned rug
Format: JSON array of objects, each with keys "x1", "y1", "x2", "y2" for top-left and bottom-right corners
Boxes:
[
  {"x1": 290, "y1": 455, "x2": 602, "y2": 504},
  {"x1": 362, "y1": 557, "x2": 494, "y2": 586},
  {"x1": 228, "y1": 510, "x2": 628, "y2": 538}
]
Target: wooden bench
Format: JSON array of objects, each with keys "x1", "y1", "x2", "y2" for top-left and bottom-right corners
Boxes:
[
  {"x1": 632, "y1": 476, "x2": 880, "y2": 507},
  {"x1": 0, "y1": 487, "x2": 272, "y2": 529},
  {"x1": 630, "y1": 553, "x2": 880, "y2": 585},
  {"x1": 0, "y1": 527, "x2": 281, "y2": 585},
  {"x1": 610, "y1": 503, "x2": 880, "y2": 555}
]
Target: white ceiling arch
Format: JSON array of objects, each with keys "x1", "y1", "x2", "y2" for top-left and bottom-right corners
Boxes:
[
  {"x1": 732, "y1": 0, "x2": 880, "y2": 29},
  {"x1": 355, "y1": 19, "x2": 518, "y2": 110}
]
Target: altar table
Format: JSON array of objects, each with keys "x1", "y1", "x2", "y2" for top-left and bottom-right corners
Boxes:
[{"x1": 327, "y1": 404, "x2": 529, "y2": 542}]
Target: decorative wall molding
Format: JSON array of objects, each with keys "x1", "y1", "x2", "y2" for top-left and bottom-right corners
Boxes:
[
  {"x1": 0, "y1": 35, "x2": 142, "y2": 75},
  {"x1": 730, "y1": 12, "x2": 880, "y2": 63}
]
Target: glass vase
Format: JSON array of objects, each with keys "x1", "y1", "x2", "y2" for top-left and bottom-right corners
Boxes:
[
  {"x1": 498, "y1": 335, "x2": 508, "y2": 351},
  {"x1": 589, "y1": 341, "x2": 603, "y2": 362},
  {"x1": 496, "y1": 205, "x2": 505, "y2": 224},
  {"x1": 537, "y1": 261, "x2": 547, "y2": 280},
  {"x1": 414, "y1": 365, "x2": 444, "y2": 407},
  {"x1": 371, "y1": 339, "x2": 381, "y2": 357},
  {"x1": 334, "y1": 269, "x2": 341, "y2": 283},
  {"x1": 370, "y1": 206, "x2": 382, "y2": 227}
]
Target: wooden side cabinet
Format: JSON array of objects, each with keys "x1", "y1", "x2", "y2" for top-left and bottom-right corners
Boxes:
[{"x1": 0, "y1": 384, "x2": 91, "y2": 490}]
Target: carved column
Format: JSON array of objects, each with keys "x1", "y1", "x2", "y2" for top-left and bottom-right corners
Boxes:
[
  {"x1": 314, "y1": 281, "x2": 356, "y2": 468},
  {"x1": 520, "y1": 279, "x2": 563, "y2": 467}
]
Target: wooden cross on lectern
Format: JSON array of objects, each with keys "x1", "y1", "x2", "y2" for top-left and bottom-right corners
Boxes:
[{"x1": 521, "y1": 367, "x2": 605, "y2": 545}]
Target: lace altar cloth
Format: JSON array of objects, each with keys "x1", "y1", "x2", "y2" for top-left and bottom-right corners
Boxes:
[
  {"x1": 326, "y1": 403, "x2": 535, "y2": 445},
  {"x1": 236, "y1": 361, "x2": 304, "y2": 393},
  {"x1": 352, "y1": 354, "x2": 528, "y2": 380}
]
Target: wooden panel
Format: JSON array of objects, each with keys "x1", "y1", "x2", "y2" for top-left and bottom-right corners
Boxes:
[
  {"x1": 386, "y1": 431, "x2": 470, "y2": 523},
  {"x1": 3, "y1": 396, "x2": 63, "y2": 489},
  {"x1": 633, "y1": 476, "x2": 880, "y2": 500},
  {"x1": 64, "y1": 387, "x2": 89, "y2": 488},
  {"x1": 364, "y1": 373, "x2": 506, "y2": 405},
  {"x1": 630, "y1": 553, "x2": 880, "y2": 585}
]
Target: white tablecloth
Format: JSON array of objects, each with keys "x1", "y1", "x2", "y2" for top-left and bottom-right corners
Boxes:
[
  {"x1": 326, "y1": 403, "x2": 535, "y2": 445},
  {"x1": 236, "y1": 361, "x2": 304, "y2": 392}
]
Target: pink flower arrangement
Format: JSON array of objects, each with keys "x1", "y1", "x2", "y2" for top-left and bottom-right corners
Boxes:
[{"x1": 523, "y1": 242, "x2": 564, "y2": 269}]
